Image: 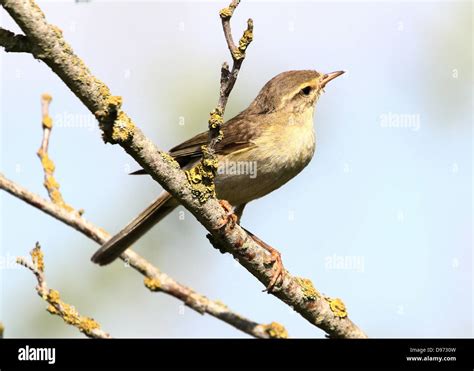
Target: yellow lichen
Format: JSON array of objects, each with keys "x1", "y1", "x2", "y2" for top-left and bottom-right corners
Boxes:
[
  {"x1": 99, "y1": 83, "x2": 111, "y2": 97},
  {"x1": 39, "y1": 152, "x2": 55, "y2": 173},
  {"x1": 37, "y1": 150, "x2": 74, "y2": 211},
  {"x1": 79, "y1": 317, "x2": 100, "y2": 333},
  {"x1": 111, "y1": 111, "x2": 134, "y2": 142},
  {"x1": 185, "y1": 145, "x2": 219, "y2": 203},
  {"x1": 296, "y1": 277, "x2": 319, "y2": 300},
  {"x1": 144, "y1": 277, "x2": 161, "y2": 291},
  {"x1": 42, "y1": 115, "x2": 53, "y2": 129},
  {"x1": 51, "y1": 25, "x2": 63, "y2": 37},
  {"x1": 235, "y1": 20, "x2": 253, "y2": 60},
  {"x1": 96, "y1": 95, "x2": 130, "y2": 143},
  {"x1": 186, "y1": 165, "x2": 216, "y2": 203},
  {"x1": 160, "y1": 151, "x2": 180, "y2": 169},
  {"x1": 328, "y1": 297, "x2": 347, "y2": 318},
  {"x1": 31, "y1": 244, "x2": 45, "y2": 273},
  {"x1": 107, "y1": 95, "x2": 123, "y2": 108},
  {"x1": 41, "y1": 93, "x2": 52, "y2": 103},
  {"x1": 47, "y1": 304, "x2": 59, "y2": 315},
  {"x1": 60, "y1": 303, "x2": 81, "y2": 326},
  {"x1": 46, "y1": 292, "x2": 102, "y2": 335},
  {"x1": 219, "y1": 6, "x2": 234, "y2": 19},
  {"x1": 214, "y1": 300, "x2": 228, "y2": 309},
  {"x1": 208, "y1": 109, "x2": 224, "y2": 130},
  {"x1": 47, "y1": 289, "x2": 61, "y2": 304},
  {"x1": 263, "y1": 322, "x2": 288, "y2": 339},
  {"x1": 44, "y1": 175, "x2": 60, "y2": 190}
]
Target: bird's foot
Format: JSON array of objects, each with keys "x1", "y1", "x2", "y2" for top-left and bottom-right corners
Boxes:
[
  {"x1": 216, "y1": 199, "x2": 238, "y2": 230},
  {"x1": 263, "y1": 245, "x2": 285, "y2": 293},
  {"x1": 245, "y1": 229, "x2": 285, "y2": 292}
]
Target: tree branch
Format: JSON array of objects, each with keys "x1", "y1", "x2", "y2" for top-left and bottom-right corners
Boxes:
[
  {"x1": 0, "y1": 27, "x2": 32, "y2": 53},
  {"x1": 37, "y1": 93, "x2": 76, "y2": 212},
  {"x1": 0, "y1": 173, "x2": 287, "y2": 339},
  {"x1": 185, "y1": 1, "x2": 253, "y2": 206},
  {"x1": 0, "y1": 0, "x2": 367, "y2": 338},
  {"x1": 17, "y1": 243, "x2": 112, "y2": 339}
]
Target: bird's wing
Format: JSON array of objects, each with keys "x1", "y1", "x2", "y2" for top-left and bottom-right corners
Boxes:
[{"x1": 169, "y1": 113, "x2": 262, "y2": 167}]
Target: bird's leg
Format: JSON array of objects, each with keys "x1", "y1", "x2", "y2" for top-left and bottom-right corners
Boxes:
[
  {"x1": 216, "y1": 199, "x2": 238, "y2": 229},
  {"x1": 215, "y1": 202, "x2": 284, "y2": 291},
  {"x1": 242, "y1": 227, "x2": 285, "y2": 292}
]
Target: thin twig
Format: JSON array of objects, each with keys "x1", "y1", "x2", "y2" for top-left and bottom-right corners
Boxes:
[
  {"x1": 210, "y1": 0, "x2": 254, "y2": 147},
  {"x1": 37, "y1": 93, "x2": 75, "y2": 212},
  {"x1": 184, "y1": 1, "x2": 253, "y2": 204},
  {"x1": 0, "y1": 173, "x2": 287, "y2": 339},
  {"x1": 217, "y1": 0, "x2": 253, "y2": 115},
  {"x1": 0, "y1": 321, "x2": 4, "y2": 338},
  {"x1": 0, "y1": 0, "x2": 367, "y2": 338},
  {"x1": 17, "y1": 243, "x2": 111, "y2": 339}
]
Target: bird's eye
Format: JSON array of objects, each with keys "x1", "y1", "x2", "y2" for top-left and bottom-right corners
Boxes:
[{"x1": 301, "y1": 86, "x2": 312, "y2": 95}]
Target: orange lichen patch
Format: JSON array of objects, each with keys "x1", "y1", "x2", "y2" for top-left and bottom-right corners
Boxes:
[
  {"x1": 144, "y1": 277, "x2": 161, "y2": 291},
  {"x1": 30, "y1": 243, "x2": 44, "y2": 273},
  {"x1": 262, "y1": 322, "x2": 288, "y2": 339},
  {"x1": 328, "y1": 297, "x2": 348, "y2": 318}
]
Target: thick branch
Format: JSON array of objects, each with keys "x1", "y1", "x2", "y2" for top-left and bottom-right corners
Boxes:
[
  {"x1": 0, "y1": 0, "x2": 367, "y2": 338},
  {"x1": 17, "y1": 243, "x2": 111, "y2": 339},
  {"x1": 0, "y1": 27, "x2": 32, "y2": 53},
  {"x1": 0, "y1": 173, "x2": 286, "y2": 339}
]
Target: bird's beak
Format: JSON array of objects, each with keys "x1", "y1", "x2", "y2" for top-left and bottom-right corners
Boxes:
[{"x1": 321, "y1": 71, "x2": 345, "y2": 88}]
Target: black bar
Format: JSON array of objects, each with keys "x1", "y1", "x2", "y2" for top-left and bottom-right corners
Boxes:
[{"x1": 0, "y1": 338, "x2": 472, "y2": 370}]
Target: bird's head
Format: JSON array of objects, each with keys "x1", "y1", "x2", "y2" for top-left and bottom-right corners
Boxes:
[{"x1": 248, "y1": 69, "x2": 344, "y2": 114}]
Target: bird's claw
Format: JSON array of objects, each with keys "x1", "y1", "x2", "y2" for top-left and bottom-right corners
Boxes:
[
  {"x1": 263, "y1": 248, "x2": 285, "y2": 293},
  {"x1": 216, "y1": 199, "x2": 238, "y2": 230}
]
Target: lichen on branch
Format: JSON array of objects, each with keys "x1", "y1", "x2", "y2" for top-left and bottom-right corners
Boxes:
[{"x1": 16, "y1": 243, "x2": 111, "y2": 339}]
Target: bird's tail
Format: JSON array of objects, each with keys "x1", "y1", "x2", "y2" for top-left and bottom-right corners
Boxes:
[{"x1": 91, "y1": 191, "x2": 179, "y2": 265}]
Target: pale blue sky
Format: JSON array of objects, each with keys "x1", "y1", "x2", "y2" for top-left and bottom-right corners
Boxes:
[{"x1": 1, "y1": 0, "x2": 472, "y2": 338}]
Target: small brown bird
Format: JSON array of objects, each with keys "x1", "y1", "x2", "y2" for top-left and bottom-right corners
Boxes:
[{"x1": 91, "y1": 69, "x2": 344, "y2": 287}]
